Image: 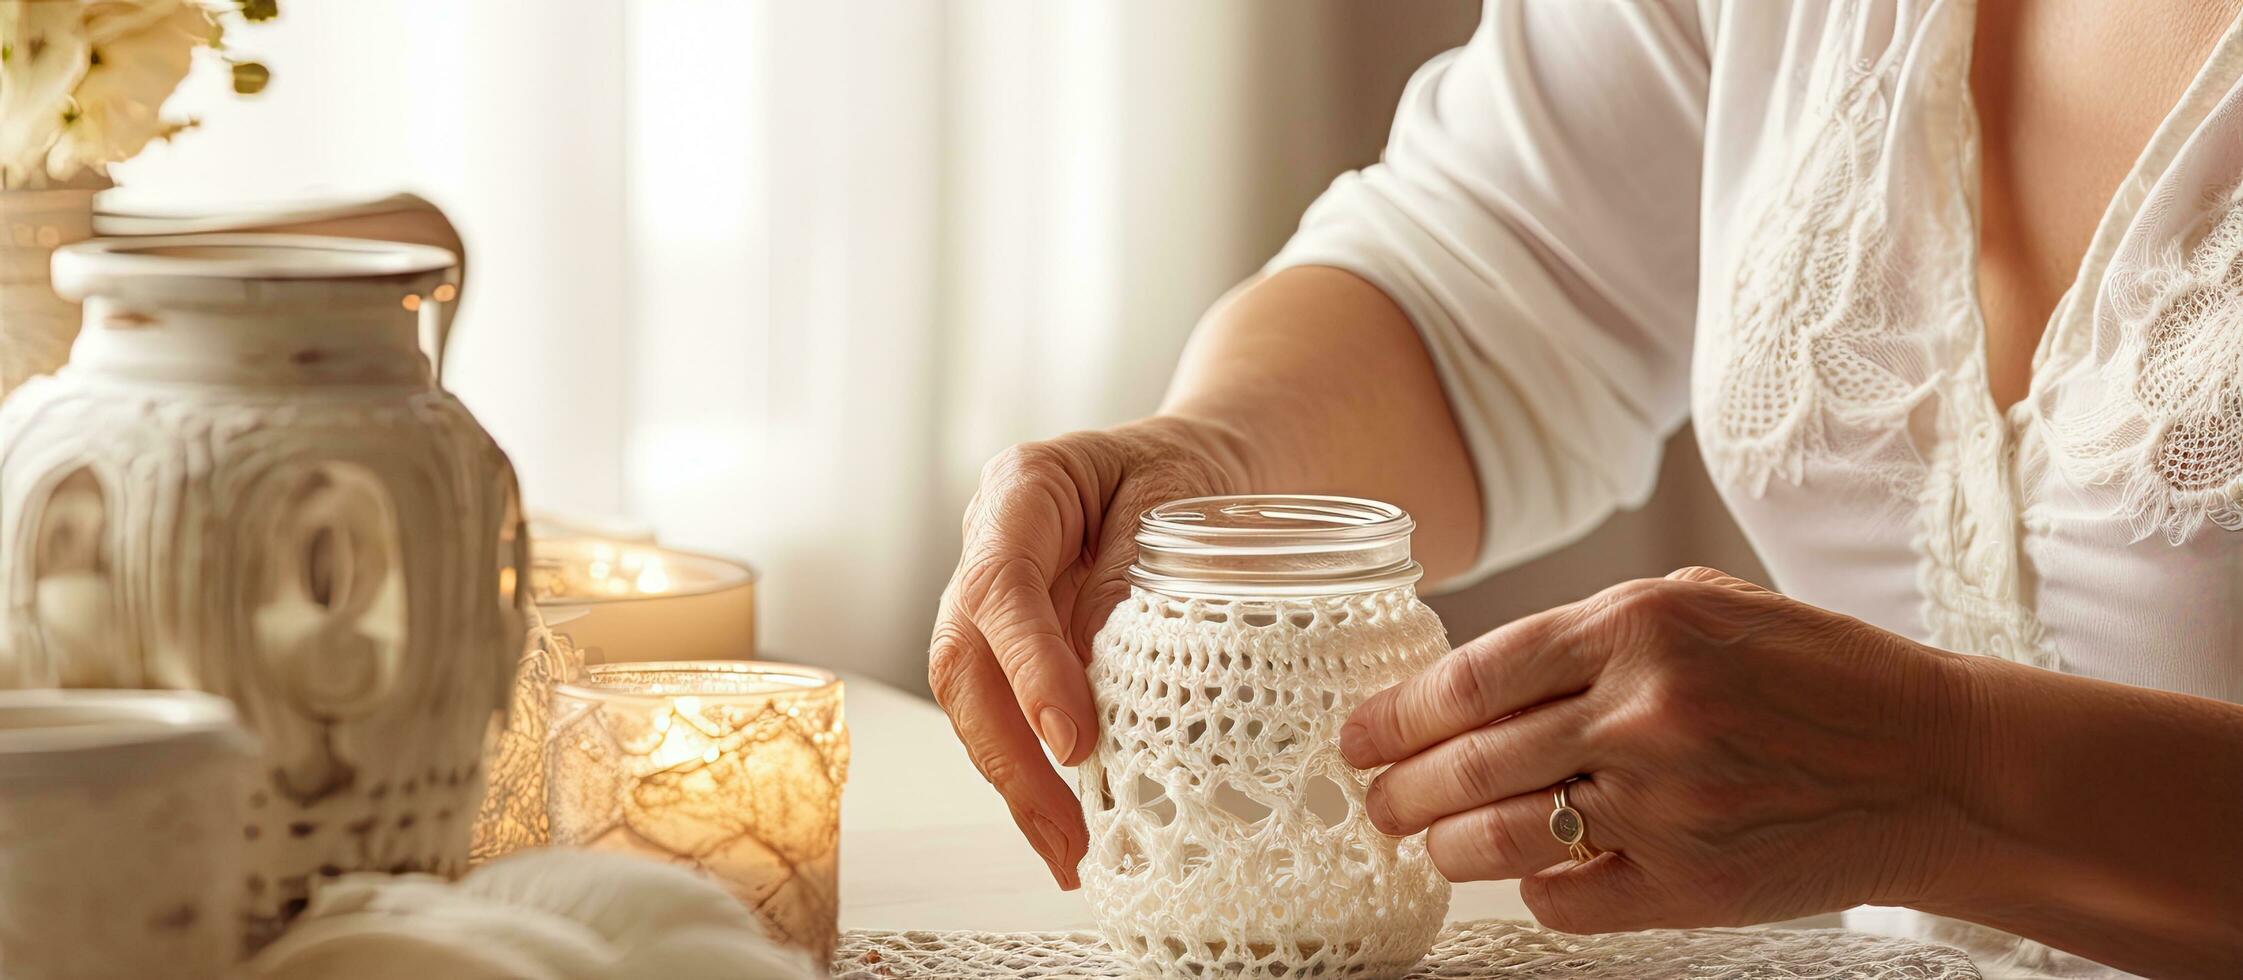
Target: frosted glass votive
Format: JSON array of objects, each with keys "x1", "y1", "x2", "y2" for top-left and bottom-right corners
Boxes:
[{"x1": 547, "y1": 661, "x2": 848, "y2": 957}]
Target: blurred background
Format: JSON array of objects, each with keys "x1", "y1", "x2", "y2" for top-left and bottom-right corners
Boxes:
[{"x1": 113, "y1": 0, "x2": 1761, "y2": 694}]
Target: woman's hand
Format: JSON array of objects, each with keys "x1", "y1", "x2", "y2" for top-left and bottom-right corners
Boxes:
[
  {"x1": 927, "y1": 416, "x2": 1247, "y2": 887},
  {"x1": 1343, "y1": 566, "x2": 1988, "y2": 931}
]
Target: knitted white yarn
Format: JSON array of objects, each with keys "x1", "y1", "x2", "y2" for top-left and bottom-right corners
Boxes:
[
  {"x1": 1079, "y1": 585, "x2": 1452, "y2": 979},
  {"x1": 832, "y1": 921, "x2": 1986, "y2": 979},
  {"x1": 471, "y1": 605, "x2": 583, "y2": 864}
]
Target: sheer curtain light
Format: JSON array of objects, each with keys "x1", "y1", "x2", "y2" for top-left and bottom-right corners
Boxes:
[
  {"x1": 108, "y1": 1, "x2": 1752, "y2": 694},
  {"x1": 110, "y1": 0, "x2": 630, "y2": 522},
  {"x1": 112, "y1": 0, "x2": 1480, "y2": 690},
  {"x1": 622, "y1": 1, "x2": 948, "y2": 684},
  {"x1": 616, "y1": 2, "x2": 1493, "y2": 685}
]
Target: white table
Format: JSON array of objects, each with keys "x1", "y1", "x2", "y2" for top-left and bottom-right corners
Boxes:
[{"x1": 837, "y1": 673, "x2": 1532, "y2": 932}]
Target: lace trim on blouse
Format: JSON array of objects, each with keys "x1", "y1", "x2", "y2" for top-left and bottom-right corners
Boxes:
[
  {"x1": 2046, "y1": 184, "x2": 2243, "y2": 543},
  {"x1": 1700, "y1": 5, "x2": 2057, "y2": 671}
]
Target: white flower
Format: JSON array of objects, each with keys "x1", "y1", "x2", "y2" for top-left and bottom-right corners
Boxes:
[
  {"x1": 0, "y1": 2, "x2": 93, "y2": 185},
  {"x1": 47, "y1": 1, "x2": 219, "y2": 183},
  {"x1": 0, "y1": 0, "x2": 224, "y2": 188}
]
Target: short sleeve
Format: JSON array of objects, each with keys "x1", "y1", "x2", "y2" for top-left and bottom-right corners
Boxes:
[{"x1": 1267, "y1": 0, "x2": 1712, "y2": 585}]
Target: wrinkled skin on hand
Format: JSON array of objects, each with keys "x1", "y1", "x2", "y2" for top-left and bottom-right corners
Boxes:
[
  {"x1": 1343, "y1": 567, "x2": 1988, "y2": 933},
  {"x1": 926, "y1": 417, "x2": 1242, "y2": 886}
]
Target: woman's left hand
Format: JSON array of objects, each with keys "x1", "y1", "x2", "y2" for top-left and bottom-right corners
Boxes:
[{"x1": 1343, "y1": 566, "x2": 1990, "y2": 933}]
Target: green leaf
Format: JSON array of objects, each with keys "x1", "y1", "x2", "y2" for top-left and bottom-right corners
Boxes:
[{"x1": 240, "y1": 0, "x2": 279, "y2": 21}]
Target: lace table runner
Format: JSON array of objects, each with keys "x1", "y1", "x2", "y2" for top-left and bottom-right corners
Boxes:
[{"x1": 834, "y1": 919, "x2": 1981, "y2": 979}]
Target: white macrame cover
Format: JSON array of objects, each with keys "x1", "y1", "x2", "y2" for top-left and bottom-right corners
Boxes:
[
  {"x1": 1080, "y1": 586, "x2": 1451, "y2": 979},
  {"x1": 832, "y1": 921, "x2": 1984, "y2": 979},
  {"x1": 470, "y1": 604, "x2": 583, "y2": 864}
]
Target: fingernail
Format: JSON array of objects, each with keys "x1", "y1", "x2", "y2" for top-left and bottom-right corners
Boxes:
[
  {"x1": 1339, "y1": 721, "x2": 1371, "y2": 767},
  {"x1": 1037, "y1": 706, "x2": 1080, "y2": 764},
  {"x1": 1365, "y1": 782, "x2": 1400, "y2": 836},
  {"x1": 1031, "y1": 813, "x2": 1081, "y2": 889}
]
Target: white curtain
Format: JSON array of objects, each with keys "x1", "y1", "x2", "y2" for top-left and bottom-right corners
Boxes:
[
  {"x1": 108, "y1": 1, "x2": 1754, "y2": 693},
  {"x1": 610, "y1": 0, "x2": 1494, "y2": 686},
  {"x1": 112, "y1": 0, "x2": 633, "y2": 520}
]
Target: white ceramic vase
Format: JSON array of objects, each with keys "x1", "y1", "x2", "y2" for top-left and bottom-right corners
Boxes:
[
  {"x1": 0, "y1": 234, "x2": 528, "y2": 945},
  {"x1": 0, "y1": 690, "x2": 254, "y2": 980},
  {"x1": 0, "y1": 180, "x2": 102, "y2": 398}
]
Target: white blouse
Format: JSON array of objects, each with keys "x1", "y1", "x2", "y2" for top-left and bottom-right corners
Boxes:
[{"x1": 1268, "y1": 1, "x2": 2243, "y2": 976}]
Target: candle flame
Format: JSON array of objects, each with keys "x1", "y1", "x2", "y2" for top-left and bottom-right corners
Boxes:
[
  {"x1": 635, "y1": 557, "x2": 672, "y2": 594},
  {"x1": 643, "y1": 696, "x2": 727, "y2": 769}
]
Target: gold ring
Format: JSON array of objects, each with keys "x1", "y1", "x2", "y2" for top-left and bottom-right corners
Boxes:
[{"x1": 1549, "y1": 780, "x2": 1601, "y2": 863}]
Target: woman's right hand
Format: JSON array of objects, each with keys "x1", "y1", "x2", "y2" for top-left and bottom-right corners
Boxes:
[{"x1": 927, "y1": 416, "x2": 1247, "y2": 887}]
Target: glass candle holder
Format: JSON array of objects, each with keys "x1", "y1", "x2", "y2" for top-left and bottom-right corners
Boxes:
[
  {"x1": 531, "y1": 534, "x2": 758, "y2": 663},
  {"x1": 547, "y1": 661, "x2": 848, "y2": 958}
]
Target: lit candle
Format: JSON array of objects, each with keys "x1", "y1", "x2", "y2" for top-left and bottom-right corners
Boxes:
[
  {"x1": 531, "y1": 534, "x2": 758, "y2": 663},
  {"x1": 471, "y1": 527, "x2": 758, "y2": 864},
  {"x1": 546, "y1": 661, "x2": 848, "y2": 958}
]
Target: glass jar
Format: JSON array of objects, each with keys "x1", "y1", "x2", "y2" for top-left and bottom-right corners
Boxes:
[
  {"x1": 1079, "y1": 495, "x2": 1452, "y2": 979},
  {"x1": 546, "y1": 660, "x2": 849, "y2": 959}
]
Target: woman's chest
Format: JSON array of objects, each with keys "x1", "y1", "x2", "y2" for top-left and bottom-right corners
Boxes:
[
  {"x1": 1970, "y1": 0, "x2": 2241, "y2": 410},
  {"x1": 1687, "y1": 0, "x2": 2243, "y2": 692}
]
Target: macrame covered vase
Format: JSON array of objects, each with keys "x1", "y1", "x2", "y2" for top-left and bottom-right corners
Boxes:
[
  {"x1": 1080, "y1": 495, "x2": 1451, "y2": 979},
  {"x1": 0, "y1": 234, "x2": 527, "y2": 946}
]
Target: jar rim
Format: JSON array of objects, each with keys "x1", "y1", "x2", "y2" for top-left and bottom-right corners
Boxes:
[
  {"x1": 1129, "y1": 494, "x2": 1422, "y2": 599},
  {"x1": 555, "y1": 660, "x2": 841, "y2": 706},
  {"x1": 1141, "y1": 494, "x2": 1407, "y2": 535}
]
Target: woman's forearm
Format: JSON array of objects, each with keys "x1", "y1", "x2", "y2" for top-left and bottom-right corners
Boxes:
[
  {"x1": 1158, "y1": 266, "x2": 1483, "y2": 583},
  {"x1": 1927, "y1": 653, "x2": 2243, "y2": 975}
]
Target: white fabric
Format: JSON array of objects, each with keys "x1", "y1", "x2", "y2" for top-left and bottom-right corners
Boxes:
[
  {"x1": 247, "y1": 849, "x2": 822, "y2": 980},
  {"x1": 1268, "y1": 1, "x2": 2243, "y2": 977},
  {"x1": 1079, "y1": 587, "x2": 1452, "y2": 978}
]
